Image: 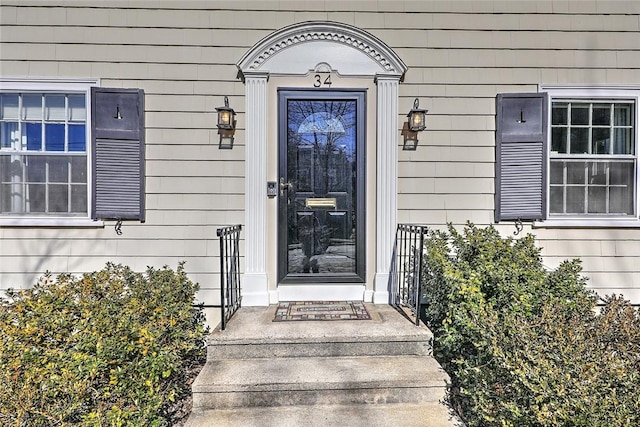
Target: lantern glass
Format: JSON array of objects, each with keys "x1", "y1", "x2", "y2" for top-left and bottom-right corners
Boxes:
[
  {"x1": 216, "y1": 96, "x2": 235, "y2": 130},
  {"x1": 218, "y1": 109, "x2": 231, "y2": 128},
  {"x1": 409, "y1": 111, "x2": 425, "y2": 131}
]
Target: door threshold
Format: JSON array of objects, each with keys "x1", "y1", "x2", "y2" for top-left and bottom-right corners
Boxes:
[{"x1": 271, "y1": 284, "x2": 369, "y2": 303}]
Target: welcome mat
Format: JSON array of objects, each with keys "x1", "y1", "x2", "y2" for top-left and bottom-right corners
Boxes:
[{"x1": 273, "y1": 301, "x2": 371, "y2": 322}]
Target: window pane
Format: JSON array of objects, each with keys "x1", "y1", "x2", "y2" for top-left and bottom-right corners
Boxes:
[
  {"x1": 591, "y1": 128, "x2": 610, "y2": 154},
  {"x1": 1, "y1": 156, "x2": 16, "y2": 181},
  {"x1": 614, "y1": 104, "x2": 632, "y2": 126},
  {"x1": 45, "y1": 124, "x2": 65, "y2": 151},
  {"x1": 587, "y1": 187, "x2": 606, "y2": 213},
  {"x1": 68, "y1": 124, "x2": 86, "y2": 152},
  {"x1": 610, "y1": 187, "x2": 633, "y2": 214},
  {"x1": 566, "y1": 186, "x2": 585, "y2": 213},
  {"x1": 25, "y1": 123, "x2": 42, "y2": 151},
  {"x1": 22, "y1": 94, "x2": 42, "y2": 121},
  {"x1": 26, "y1": 156, "x2": 45, "y2": 182},
  {"x1": 1, "y1": 122, "x2": 19, "y2": 148},
  {"x1": 552, "y1": 103, "x2": 568, "y2": 125},
  {"x1": 549, "y1": 186, "x2": 563, "y2": 213},
  {"x1": 45, "y1": 95, "x2": 66, "y2": 121},
  {"x1": 569, "y1": 128, "x2": 589, "y2": 153},
  {"x1": 0, "y1": 184, "x2": 11, "y2": 213},
  {"x1": 71, "y1": 184, "x2": 87, "y2": 213},
  {"x1": 588, "y1": 161, "x2": 607, "y2": 185},
  {"x1": 571, "y1": 104, "x2": 589, "y2": 125},
  {"x1": 71, "y1": 156, "x2": 87, "y2": 183},
  {"x1": 592, "y1": 104, "x2": 610, "y2": 125},
  {"x1": 49, "y1": 184, "x2": 68, "y2": 213},
  {"x1": 550, "y1": 161, "x2": 564, "y2": 184},
  {"x1": 27, "y1": 184, "x2": 45, "y2": 212},
  {"x1": 610, "y1": 162, "x2": 633, "y2": 186},
  {"x1": 613, "y1": 128, "x2": 633, "y2": 155},
  {"x1": 48, "y1": 157, "x2": 69, "y2": 183},
  {"x1": 68, "y1": 95, "x2": 86, "y2": 122},
  {"x1": 1, "y1": 94, "x2": 19, "y2": 120},
  {"x1": 567, "y1": 162, "x2": 585, "y2": 184},
  {"x1": 551, "y1": 128, "x2": 567, "y2": 152}
]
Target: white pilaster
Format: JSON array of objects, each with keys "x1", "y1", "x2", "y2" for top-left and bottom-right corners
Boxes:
[
  {"x1": 373, "y1": 75, "x2": 400, "y2": 304},
  {"x1": 243, "y1": 73, "x2": 270, "y2": 306}
]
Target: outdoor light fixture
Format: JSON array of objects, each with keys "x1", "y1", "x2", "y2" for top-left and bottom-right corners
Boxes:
[
  {"x1": 403, "y1": 98, "x2": 428, "y2": 150},
  {"x1": 407, "y1": 97, "x2": 428, "y2": 132},
  {"x1": 216, "y1": 96, "x2": 236, "y2": 130},
  {"x1": 216, "y1": 96, "x2": 236, "y2": 149}
]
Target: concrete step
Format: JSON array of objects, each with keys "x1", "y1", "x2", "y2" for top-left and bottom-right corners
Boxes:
[
  {"x1": 186, "y1": 403, "x2": 464, "y2": 427},
  {"x1": 206, "y1": 304, "x2": 433, "y2": 360},
  {"x1": 191, "y1": 355, "x2": 449, "y2": 409}
]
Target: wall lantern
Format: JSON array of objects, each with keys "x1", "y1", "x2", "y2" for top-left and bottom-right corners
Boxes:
[
  {"x1": 407, "y1": 97, "x2": 428, "y2": 132},
  {"x1": 216, "y1": 96, "x2": 236, "y2": 130},
  {"x1": 403, "y1": 98, "x2": 428, "y2": 150},
  {"x1": 216, "y1": 96, "x2": 236, "y2": 149}
]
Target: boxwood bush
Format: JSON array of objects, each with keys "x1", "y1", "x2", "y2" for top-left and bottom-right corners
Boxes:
[
  {"x1": 0, "y1": 263, "x2": 207, "y2": 427},
  {"x1": 422, "y1": 223, "x2": 640, "y2": 427}
]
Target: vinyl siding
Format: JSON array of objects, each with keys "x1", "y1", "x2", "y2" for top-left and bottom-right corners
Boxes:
[{"x1": 1, "y1": 0, "x2": 639, "y2": 304}]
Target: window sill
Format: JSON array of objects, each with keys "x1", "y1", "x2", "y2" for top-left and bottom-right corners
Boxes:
[
  {"x1": 533, "y1": 219, "x2": 640, "y2": 228},
  {"x1": 0, "y1": 218, "x2": 104, "y2": 227}
]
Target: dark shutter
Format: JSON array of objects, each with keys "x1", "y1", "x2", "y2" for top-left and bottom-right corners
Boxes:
[
  {"x1": 495, "y1": 92, "x2": 548, "y2": 222},
  {"x1": 91, "y1": 87, "x2": 145, "y2": 222}
]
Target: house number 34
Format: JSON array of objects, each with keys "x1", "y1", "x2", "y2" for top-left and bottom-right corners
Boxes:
[{"x1": 313, "y1": 74, "x2": 332, "y2": 87}]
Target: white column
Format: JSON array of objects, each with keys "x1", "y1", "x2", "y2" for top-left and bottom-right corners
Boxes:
[
  {"x1": 373, "y1": 75, "x2": 400, "y2": 304},
  {"x1": 242, "y1": 73, "x2": 270, "y2": 306}
]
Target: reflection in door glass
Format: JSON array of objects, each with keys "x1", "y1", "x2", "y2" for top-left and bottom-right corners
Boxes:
[{"x1": 286, "y1": 100, "x2": 357, "y2": 275}]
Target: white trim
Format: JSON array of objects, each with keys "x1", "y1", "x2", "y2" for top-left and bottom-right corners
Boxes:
[
  {"x1": 0, "y1": 78, "x2": 99, "y2": 92},
  {"x1": 0, "y1": 218, "x2": 104, "y2": 227},
  {"x1": 540, "y1": 85, "x2": 640, "y2": 225},
  {"x1": 237, "y1": 21, "x2": 407, "y2": 79},
  {"x1": 238, "y1": 22, "x2": 406, "y2": 305},
  {"x1": 242, "y1": 74, "x2": 270, "y2": 306},
  {"x1": 374, "y1": 76, "x2": 400, "y2": 304},
  {"x1": 277, "y1": 284, "x2": 366, "y2": 302},
  {"x1": 533, "y1": 219, "x2": 640, "y2": 228}
]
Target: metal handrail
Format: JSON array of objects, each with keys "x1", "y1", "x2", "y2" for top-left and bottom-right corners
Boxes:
[
  {"x1": 217, "y1": 224, "x2": 242, "y2": 330},
  {"x1": 390, "y1": 224, "x2": 427, "y2": 326}
]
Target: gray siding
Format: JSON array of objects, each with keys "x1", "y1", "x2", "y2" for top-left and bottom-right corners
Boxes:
[{"x1": 1, "y1": 1, "x2": 639, "y2": 303}]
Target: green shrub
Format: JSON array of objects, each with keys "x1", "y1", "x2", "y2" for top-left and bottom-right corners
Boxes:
[
  {"x1": 422, "y1": 223, "x2": 640, "y2": 427},
  {"x1": 0, "y1": 263, "x2": 208, "y2": 427}
]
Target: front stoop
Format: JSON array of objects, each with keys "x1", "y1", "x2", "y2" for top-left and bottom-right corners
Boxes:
[{"x1": 185, "y1": 304, "x2": 464, "y2": 427}]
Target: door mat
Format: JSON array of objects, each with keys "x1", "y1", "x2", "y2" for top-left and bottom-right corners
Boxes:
[{"x1": 273, "y1": 301, "x2": 371, "y2": 322}]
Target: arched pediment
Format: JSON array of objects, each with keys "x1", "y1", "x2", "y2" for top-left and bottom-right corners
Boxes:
[{"x1": 237, "y1": 21, "x2": 407, "y2": 80}]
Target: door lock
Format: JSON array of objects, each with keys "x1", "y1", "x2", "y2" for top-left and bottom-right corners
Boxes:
[{"x1": 279, "y1": 177, "x2": 293, "y2": 196}]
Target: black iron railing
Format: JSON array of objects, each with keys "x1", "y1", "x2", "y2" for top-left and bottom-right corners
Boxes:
[
  {"x1": 390, "y1": 224, "x2": 427, "y2": 326},
  {"x1": 217, "y1": 224, "x2": 242, "y2": 330}
]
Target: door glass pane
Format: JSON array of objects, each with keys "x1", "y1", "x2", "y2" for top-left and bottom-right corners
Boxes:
[{"x1": 286, "y1": 99, "x2": 357, "y2": 275}]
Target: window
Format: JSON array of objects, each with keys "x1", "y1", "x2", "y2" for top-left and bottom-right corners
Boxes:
[
  {"x1": 550, "y1": 101, "x2": 635, "y2": 216},
  {"x1": 1, "y1": 92, "x2": 88, "y2": 216},
  {"x1": 0, "y1": 79, "x2": 145, "y2": 226},
  {"x1": 496, "y1": 87, "x2": 639, "y2": 225}
]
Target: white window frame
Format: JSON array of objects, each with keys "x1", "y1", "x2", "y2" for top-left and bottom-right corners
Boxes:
[
  {"x1": 536, "y1": 85, "x2": 640, "y2": 228},
  {"x1": 0, "y1": 78, "x2": 102, "y2": 226}
]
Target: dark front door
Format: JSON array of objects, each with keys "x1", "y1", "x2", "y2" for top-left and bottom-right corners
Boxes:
[{"x1": 278, "y1": 89, "x2": 366, "y2": 283}]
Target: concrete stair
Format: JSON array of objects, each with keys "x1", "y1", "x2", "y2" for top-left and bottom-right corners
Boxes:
[{"x1": 185, "y1": 304, "x2": 463, "y2": 427}]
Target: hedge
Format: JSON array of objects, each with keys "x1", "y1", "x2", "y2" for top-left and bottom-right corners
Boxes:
[
  {"x1": 0, "y1": 263, "x2": 208, "y2": 427},
  {"x1": 422, "y1": 223, "x2": 640, "y2": 427}
]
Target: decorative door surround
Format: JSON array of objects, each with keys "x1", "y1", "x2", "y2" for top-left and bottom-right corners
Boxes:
[{"x1": 236, "y1": 21, "x2": 407, "y2": 305}]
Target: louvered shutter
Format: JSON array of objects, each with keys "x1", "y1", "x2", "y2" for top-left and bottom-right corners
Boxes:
[
  {"x1": 91, "y1": 87, "x2": 145, "y2": 222},
  {"x1": 495, "y1": 92, "x2": 548, "y2": 222}
]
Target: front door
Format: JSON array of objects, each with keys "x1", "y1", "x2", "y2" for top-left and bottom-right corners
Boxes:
[{"x1": 278, "y1": 89, "x2": 366, "y2": 283}]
